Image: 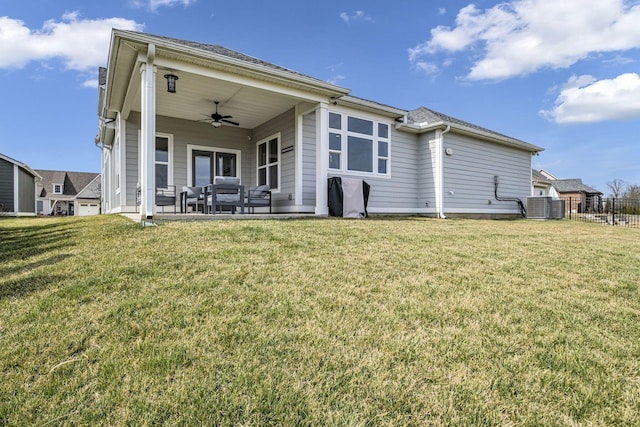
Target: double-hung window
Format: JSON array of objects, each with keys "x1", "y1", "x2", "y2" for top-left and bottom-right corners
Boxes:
[
  {"x1": 329, "y1": 112, "x2": 390, "y2": 176},
  {"x1": 257, "y1": 133, "x2": 280, "y2": 190}
]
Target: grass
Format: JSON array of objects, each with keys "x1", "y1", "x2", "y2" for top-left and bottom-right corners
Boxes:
[{"x1": 1, "y1": 215, "x2": 639, "y2": 426}]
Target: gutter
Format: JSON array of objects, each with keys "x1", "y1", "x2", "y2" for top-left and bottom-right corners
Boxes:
[{"x1": 436, "y1": 125, "x2": 451, "y2": 219}]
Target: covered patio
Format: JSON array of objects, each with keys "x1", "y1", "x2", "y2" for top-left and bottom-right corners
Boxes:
[{"x1": 98, "y1": 31, "x2": 351, "y2": 220}]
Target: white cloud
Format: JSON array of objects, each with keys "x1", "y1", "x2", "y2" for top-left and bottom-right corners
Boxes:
[
  {"x1": 541, "y1": 73, "x2": 640, "y2": 123},
  {"x1": 438, "y1": 8, "x2": 447, "y2": 16},
  {"x1": 413, "y1": 61, "x2": 439, "y2": 76},
  {"x1": 410, "y1": 0, "x2": 640, "y2": 80},
  {"x1": 130, "y1": 0, "x2": 196, "y2": 12},
  {"x1": 327, "y1": 74, "x2": 346, "y2": 85},
  {"x1": 0, "y1": 14, "x2": 142, "y2": 71},
  {"x1": 340, "y1": 10, "x2": 374, "y2": 23}
]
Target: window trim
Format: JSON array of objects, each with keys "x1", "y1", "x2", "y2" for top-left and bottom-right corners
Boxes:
[
  {"x1": 53, "y1": 183, "x2": 63, "y2": 194},
  {"x1": 328, "y1": 111, "x2": 391, "y2": 178},
  {"x1": 186, "y1": 144, "x2": 242, "y2": 187},
  {"x1": 155, "y1": 133, "x2": 173, "y2": 190},
  {"x1": 114, "y1": 135, "x2": 121, "y2": 195},
  {"x1": 256, "y1": 132, "x2": 281, "y2": 192}
]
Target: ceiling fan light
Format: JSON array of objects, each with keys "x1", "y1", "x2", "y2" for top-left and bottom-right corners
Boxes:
[{"x1": 211, "y1": 121, "x2": 222, "y2": 128}]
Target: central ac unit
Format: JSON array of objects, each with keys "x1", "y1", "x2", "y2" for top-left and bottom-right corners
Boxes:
[
  {"x1": 526, "y1": 197, "x2": 551, "y2": 219},
  {"x1": 550, "y1": 199, "x2": 565, "y2": 219},
  {"x1": 526, "y1": 197, "x2": 565, "y2": 219}
]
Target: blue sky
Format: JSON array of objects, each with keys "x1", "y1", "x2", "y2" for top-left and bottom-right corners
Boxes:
[{"x1": 1, "y1": 0, "x2": 639, "y2": 195}]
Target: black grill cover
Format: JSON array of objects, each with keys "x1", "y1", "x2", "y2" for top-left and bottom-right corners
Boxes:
[{"x1": 328, "y1": 177, "x2": 370, "y2": 218}]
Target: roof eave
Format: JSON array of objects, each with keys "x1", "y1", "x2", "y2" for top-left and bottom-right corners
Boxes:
[
  {"x1": 0, "y1": 153, "x2": 41, "y2": 180},
  {"x1": 397, "y1": 120, "x2": 544, "y2": 153},
  {"x1": 338, "y1": 96, "x2": 407, "y2": 118},
  {"x1": 111, "y1": 30, "x2": 351, "y2": 98}
]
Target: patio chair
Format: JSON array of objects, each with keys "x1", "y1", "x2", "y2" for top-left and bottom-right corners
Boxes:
[
  {"x1": 181, "y1": 186, "x2": 204, "y2": 213},
  {"x1": 206, "y1": 176, "x2": 244, "y2": 214},
  {"x1": 156, "y1": 185, "x2": 177, "y2": 213},
  {"x1": 246, "y1": 185, "x2": 272, "y2": 214}
]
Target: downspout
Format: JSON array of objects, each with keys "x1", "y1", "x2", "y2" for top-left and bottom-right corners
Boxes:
[{"x1": 436, "y1": 125, "x2": 450, "y2": 219}]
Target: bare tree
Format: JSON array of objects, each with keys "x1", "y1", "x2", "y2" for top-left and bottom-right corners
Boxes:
[
  {"x1": 624, "y1": 184, "x2": 640, "y2": 201},
  {"x1": 607, "y1": 179, "x2": 626, "y2": 198}
]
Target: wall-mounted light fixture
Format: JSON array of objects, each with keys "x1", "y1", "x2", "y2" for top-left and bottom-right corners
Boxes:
[{"x1": 164, "y1": 73, "x2": 179, "y2": 93}]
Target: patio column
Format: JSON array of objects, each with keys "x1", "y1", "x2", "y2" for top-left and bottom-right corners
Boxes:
[
  {"x1": 139, "y1": 44, "x2": 156, "y2": 219},
  {"x1": 315, "y1": 102, "x2": 329, "y2": 215}
]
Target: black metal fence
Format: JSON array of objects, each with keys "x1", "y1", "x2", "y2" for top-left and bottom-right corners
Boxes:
[{"x1": 565, "y1": 197, "x2": 640, "y2": 228}]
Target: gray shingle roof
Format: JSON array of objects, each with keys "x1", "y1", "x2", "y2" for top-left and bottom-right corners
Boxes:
[
  {"x1": 551, "y1": 179, "x2": 602, "y2": 194},
  {"x1": 408, "y1": 107, "x2": 527, "y2": 144},
  {"x1": 532, "y1": 169, "x2": 550, "y2": 183},
  {"x1": 127, "y1": 31, "x2": 330, "y2": 85},
  {"x1": 36, "y1": 170, "x2": 100, "y2": 199}
]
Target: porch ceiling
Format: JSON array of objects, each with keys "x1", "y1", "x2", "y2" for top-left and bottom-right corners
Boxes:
[{"x1": 129, "y1": 70, "x2": 312, "y2": 130}]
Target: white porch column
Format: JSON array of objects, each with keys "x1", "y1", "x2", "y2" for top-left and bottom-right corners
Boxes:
[
  {"x1": 139, "y1": 44, "x2": 156, "y2": 219},
  {"x1": 315, "y1": 102, "x2": 329, "y2": 215}
]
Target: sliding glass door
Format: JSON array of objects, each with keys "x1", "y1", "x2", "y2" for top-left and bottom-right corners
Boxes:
[{"x1": 192, "y1": 150, "x2": 237, "y2": 186}]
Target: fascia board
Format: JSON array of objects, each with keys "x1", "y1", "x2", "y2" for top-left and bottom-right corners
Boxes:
[
  {"x1": 338, "y1": 96, "x2": 407, "y2": 118},
  {"x1": 0, "y1": 153, "x2": 41, "y2": 179}
]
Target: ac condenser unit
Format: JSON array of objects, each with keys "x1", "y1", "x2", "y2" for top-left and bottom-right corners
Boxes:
[
  {"x1": 526, "y1": 197, "x2": 552, "y2": 219},
  {"x1": 550, "y1": 199, "x2": 565, "y2": 219}
]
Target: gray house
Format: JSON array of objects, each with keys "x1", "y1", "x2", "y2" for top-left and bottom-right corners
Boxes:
[
  {"x1": 35, "y1": 170, "x2": 101, "y2": 216},
  {"x1": 97, "y1": 30, "x2": 543, "y2": 219},
  {"x1": 0, "y1": 153, "x2": 40, "y2": 216}
]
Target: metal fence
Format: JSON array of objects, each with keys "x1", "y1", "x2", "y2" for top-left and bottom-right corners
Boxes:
[{"x1": 565, "y1": 197, "x2": 640, "y2": 228}]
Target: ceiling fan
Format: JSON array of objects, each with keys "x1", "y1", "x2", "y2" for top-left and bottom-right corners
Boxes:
[{"x1": 202, "y1": 101, "x2": 239, "y2": 128}]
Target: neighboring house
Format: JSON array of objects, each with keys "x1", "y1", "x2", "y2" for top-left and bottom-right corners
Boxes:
[
  {"x1": 96, "y1": 30, "x2": 543, "y2": 219},
  {"x1": 532, "y1": 169, "x2": 558, "y2": 197},
  {"x1": 550, "y1": 178, "x2": 603, "y2": 214},
  {"x1": 533, "y1": 169, "x2": 602, "y2": 213},
  {"x1": 0, "y1": 153, "x2": 40, "y2": 216},
  {"x1": 35, "y1": 170, "x2": 101, "y2": 216}
]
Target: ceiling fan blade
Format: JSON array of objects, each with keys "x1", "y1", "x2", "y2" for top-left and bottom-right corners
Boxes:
[{"x1": 221, "y1": 119, "x2": 240, "y2": 126}]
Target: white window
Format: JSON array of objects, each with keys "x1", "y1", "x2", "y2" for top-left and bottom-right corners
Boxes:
[
  {"x1": 53, "y1": 184, "x2": 63, "y2": 194},
  {"x1": 256, "y1": 133, "x2": 280, "y2": 191},
  {"x1": 329, "y1": 112, "x2": 390, "y2": 176},
  {"x1": 114, "y1": 137, "x2": 120, "y2": 193},
  {"x1": 155, "y1": 134, "x2": 173, "y2": 189}
]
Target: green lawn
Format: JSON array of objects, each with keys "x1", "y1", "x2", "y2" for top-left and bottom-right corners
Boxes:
[{"x1": 1, "y1": 215, "x2": 639, "y2": 426}]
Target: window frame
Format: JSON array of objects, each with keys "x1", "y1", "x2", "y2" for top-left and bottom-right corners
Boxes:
[
  {"x1": 114, "y1": 135, "x2": 121, "y2": 194},
  {"x1": 328, "y1": 111, "x2": 391, "y2": 178},
  {"x1": 53, "y1": 183, "x2": 63, "y2": 194},
  {"x1": 154, "y1": 133, "x2": 173, "y2": 190},
  {"x1": 256, "y1": 133, "x2": 281, "y2": 192}
]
